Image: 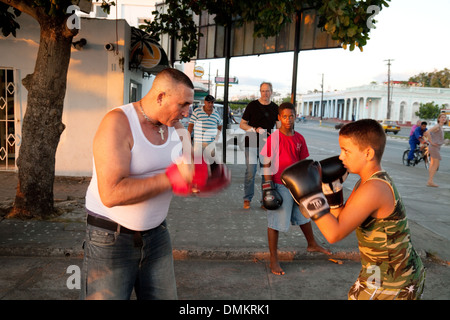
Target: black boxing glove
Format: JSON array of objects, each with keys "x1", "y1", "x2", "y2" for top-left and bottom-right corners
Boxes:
[
  {"x1": 320, "y1": 156, "x2": 348, "y2": 209},
  {"x1": 281, "y1": 159, "x2": 330, "y2": 221},
  {"x1": 262, "y1": 180, "x2": 283, "y2": 210}
]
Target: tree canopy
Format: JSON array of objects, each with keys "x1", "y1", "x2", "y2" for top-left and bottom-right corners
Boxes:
[
  {"x1": 415, "y1": 101, "x2": 445, "y2": 120},
  {"x1": 409, "y1": 68, "x2": 450, "y2": 88}
]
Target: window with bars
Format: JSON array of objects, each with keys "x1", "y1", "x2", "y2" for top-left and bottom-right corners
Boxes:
[{"x1": 0, "y1": 68, "x2": 16, "y2": 170}]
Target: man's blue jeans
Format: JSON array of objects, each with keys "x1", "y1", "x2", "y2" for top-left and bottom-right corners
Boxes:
[
  {"x1": 408, "y1": 140, "x2": 418, "y2": 161},
  {"x1": 80, "y1": 220, "x2": 177, "y2": 300},
  {"x1": 244, "y1": 146, "x2": 265, "y2": 202}
]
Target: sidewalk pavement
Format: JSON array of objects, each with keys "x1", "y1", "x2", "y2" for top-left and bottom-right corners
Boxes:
[{"x1": 0, "y1": 165, "x2": 449, "y2": 300}]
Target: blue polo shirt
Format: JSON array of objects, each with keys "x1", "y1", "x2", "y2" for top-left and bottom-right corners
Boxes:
[{"x1": 409, "y1": 126, "x2": 427, "y2": 145}]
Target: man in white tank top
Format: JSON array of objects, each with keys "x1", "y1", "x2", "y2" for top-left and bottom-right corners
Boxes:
[{"x1": 81, "y1": 68, "x2": 195, "y2": 300}]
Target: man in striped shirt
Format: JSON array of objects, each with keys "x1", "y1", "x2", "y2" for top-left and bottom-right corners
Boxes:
[{"x1": 188, "y1": 95, "x2": 223, "y2": 160}]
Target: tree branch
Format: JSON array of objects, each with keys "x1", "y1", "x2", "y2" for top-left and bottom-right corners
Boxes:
[{"x1": 0, "y1": 0, "x2": 38, "y2": 20}]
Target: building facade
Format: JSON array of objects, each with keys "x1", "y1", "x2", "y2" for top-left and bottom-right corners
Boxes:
[
  {"x1": 299, "y1": 84, "x2": 450, "y2": 124},
  {"x1": 0, "y1": 13, "x2": 156, "y2": 175}
]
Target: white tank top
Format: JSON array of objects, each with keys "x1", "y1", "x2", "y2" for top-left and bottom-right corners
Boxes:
[{"x1": 85, "y1": 103, "x2": 182, "y2": 231}]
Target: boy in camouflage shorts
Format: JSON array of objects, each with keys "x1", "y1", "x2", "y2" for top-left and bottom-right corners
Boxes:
[{"x1": 311, "y1": 119, "x2": 425, "y2": 299}]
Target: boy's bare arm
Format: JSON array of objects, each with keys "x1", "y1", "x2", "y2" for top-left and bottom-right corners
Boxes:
[{"x1": 314, "y1": 180, "x2": 394, "y2": 243}]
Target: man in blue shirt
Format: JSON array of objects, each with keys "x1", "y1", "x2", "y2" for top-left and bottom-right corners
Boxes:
[{"x1": 407, "y1": 121, "x2": 427, "y2": 166}]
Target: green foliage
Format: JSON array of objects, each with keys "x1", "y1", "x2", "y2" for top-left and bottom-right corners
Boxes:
[
  {"x1": 0, "y1": 2, "x2": 21, "y2": 37},
  {"x1": 317, "y1": 0, "x2": 390, "y2": 51},
  {"x1": 145, "y1": 0, "x2": 390, "y2": 62},
  {"x1": 415, "y1": 101, "x2": 444, "y2": 120},
  {"x1": 409, "y1": 68, "x2": 450, "y2": 88},
  {"x1": 0, "y1": 0, "x2": 115, "y2": 36}
]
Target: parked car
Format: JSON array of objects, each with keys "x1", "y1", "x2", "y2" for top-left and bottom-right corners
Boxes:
[{"x1": 380, "y1": 119, "x2": 401, "y2": 134}]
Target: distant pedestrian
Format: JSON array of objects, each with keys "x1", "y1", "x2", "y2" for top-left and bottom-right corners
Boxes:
[
  {"x1": 407, "y1": 122, "x2": 427, "y2": 166},
  {"x1": 409, "y1": 120, "x2": 421, "y2": 136},
  {"x1": 188, "y1": 94, "x2": 222, "y2": 161},
  {"x1": 239, "y1": 82, "x2": 279, "y2": 209},
  {"x1": 424, "y1": 113, "x2": 447, "y2": 187}
]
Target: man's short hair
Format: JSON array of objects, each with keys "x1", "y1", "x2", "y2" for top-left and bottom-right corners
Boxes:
[
  {"x1": 205, "y1": 94, "x2": 215, "y2": 102},
  {"x1": 260, "y1": 82, "x2": 273, "y2": 92},
  {"x1": 157, "y1": 68, "x2": 194, "y2": 89},
  {"x1": 339, "y1": 119, "x2": 386, "y2": 162}
]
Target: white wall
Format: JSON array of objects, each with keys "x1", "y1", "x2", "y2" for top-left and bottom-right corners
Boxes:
[
  {"x1": 0, "y1": 14, "x2": 154, "y2": 176},
  {"x1": 58, "y1": 18, "x2": 130, "y2": 176}
]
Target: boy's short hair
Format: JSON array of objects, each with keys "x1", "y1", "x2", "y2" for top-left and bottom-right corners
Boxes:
[
  {"x1": 278, "y1": 102, "x2": 295, "y2": 114},
  {"x1": 339, "y1": 119, "x2": 386, "y2": 162}
]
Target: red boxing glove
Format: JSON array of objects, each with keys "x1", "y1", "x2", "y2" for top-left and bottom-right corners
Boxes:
[
  {"x1": 193, "y1": 163, "x2": 231, "y2": 197},
  {"x1": 166, "y1": 158, "x2": 208, "y2": 196}
]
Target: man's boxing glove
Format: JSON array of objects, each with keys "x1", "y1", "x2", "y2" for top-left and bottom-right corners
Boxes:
[
  {"x1": 193, "y1": 163, "x2": 231, "y2": 197},
  {"x1": 165, "y1": 157, "x2": 208, "y2": 196},
  {"x1": 262, "y1": 180, "x2": 283, "y2": 210},
  {"x1": 320, "y1": 156, "x2": 348, "y2": 209},
  {"x1": 281, "y1": 159, "x2": 330, "y2": 220}
]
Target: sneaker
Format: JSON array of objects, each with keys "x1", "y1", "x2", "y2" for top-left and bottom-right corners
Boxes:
[{"x1": 243, "y1": 200, "x2": 250, "y2": 209}]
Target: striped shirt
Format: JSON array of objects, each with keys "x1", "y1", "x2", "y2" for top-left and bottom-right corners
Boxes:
[{"x1": 189, "y1": 106, "x2": 223, "y2": 143}]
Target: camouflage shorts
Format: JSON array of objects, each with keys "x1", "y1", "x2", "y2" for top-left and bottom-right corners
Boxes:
[{"x1": 348, "y1": 268, "x2": 426, "y2": 300}]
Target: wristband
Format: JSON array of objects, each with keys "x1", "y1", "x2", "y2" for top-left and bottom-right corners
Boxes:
[
  {"x1": 311, "y1": 210, "x2": 330, "y2": 221},
  {"x1": 299, "y1": 193, "x2": 330, "y2": 221}
]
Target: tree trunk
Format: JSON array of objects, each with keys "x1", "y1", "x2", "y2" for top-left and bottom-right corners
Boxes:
[{"x1": 8, "y1": 17, "x2": 74, "y2": 219}]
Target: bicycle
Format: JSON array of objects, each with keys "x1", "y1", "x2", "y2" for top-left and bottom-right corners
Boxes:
[
  {"x1": 402, "y1": 143, "x2": 430, "y2": 170},
  {"x1": 295, "y1": 116, "x2": 307, "y2": 124}
]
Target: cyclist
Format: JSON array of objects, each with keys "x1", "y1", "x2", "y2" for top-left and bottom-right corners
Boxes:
[{"x1": 407, "y1": 121, "x2": 427, "y2": 166}]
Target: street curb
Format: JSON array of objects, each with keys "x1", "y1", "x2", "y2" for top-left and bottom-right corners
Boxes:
[
  {"x1": 0, "y1": 245, "x2": 361, "y2": 262},
  {"x1": 172, "y1": 248, "x2": 361, "y2": 262}
]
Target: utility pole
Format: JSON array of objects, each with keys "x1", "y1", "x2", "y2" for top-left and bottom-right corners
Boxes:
[
  {"x1": 384, "y1": 59, "x2": 394, "y2": 119},
  {"x1": 320, "y1": 73, "x2": 324, "y2": 124}
]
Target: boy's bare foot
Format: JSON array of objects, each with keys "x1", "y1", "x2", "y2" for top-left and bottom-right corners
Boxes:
[
  {"x1": 270, "y1": 261, "x2": 285, "y2": 275},
  {"x1": 307, "y1": 243, "x2": 332, "y2": 255}
]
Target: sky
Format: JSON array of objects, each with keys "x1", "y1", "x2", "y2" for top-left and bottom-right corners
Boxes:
[{"x1": 192, "y1": 0, "x2": 450, "y2": 100}]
